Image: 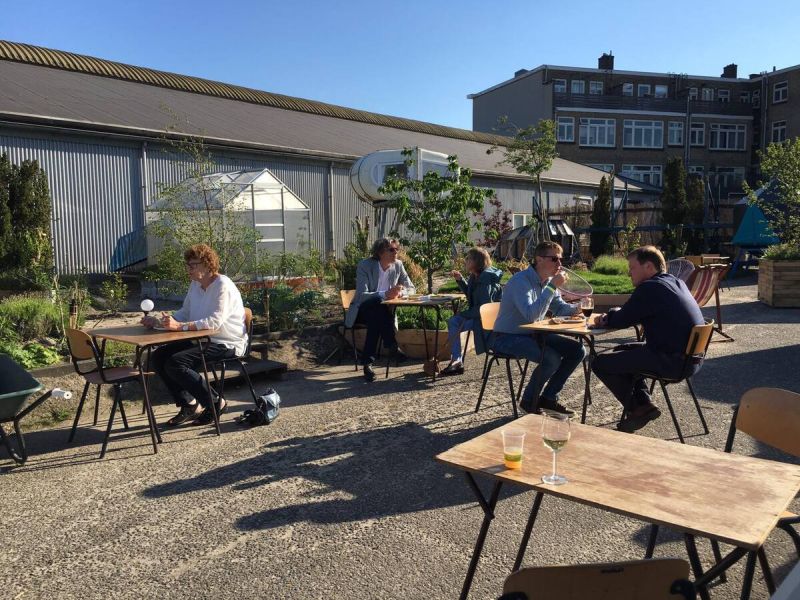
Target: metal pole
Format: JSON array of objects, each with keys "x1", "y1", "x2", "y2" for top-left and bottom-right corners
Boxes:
[
  {"x1": 280, "y1": 186, "x2": 286, "y2": 254},
  {"x1": 251, "y1": 182, "x2": 258, "y2": 273}
]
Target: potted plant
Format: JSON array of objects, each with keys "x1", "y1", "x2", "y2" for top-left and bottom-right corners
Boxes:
[{"x1": 744, "y1": 139, "x2": 800, "y2": 308}]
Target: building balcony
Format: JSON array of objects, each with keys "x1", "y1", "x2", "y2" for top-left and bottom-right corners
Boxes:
[{"x1": 553, "y1": 94, "x2": 753, "y2": 117}]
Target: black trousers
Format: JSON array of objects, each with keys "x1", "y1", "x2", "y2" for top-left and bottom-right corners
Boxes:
[
  {"x1": 150, "y1": 340, "x2": 235, "y2": 408},
  {"x1": 591, "y1": 342, "x2": 698, "y2": 411},
  {"x1": 355, "y1": 296, "x2": 396, "y2": 365}
]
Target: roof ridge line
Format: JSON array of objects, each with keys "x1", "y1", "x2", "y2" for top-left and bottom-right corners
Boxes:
[{"x1": 0, "y1": 39, "x2": 509, "y2": 146}]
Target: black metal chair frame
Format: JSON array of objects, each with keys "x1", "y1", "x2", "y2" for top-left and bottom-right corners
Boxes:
[
  {"x1": 0, "y1": 356, "x2": 52, "y2": 465},
  {"x1": 637, "y1": 321, "x2": 713, "y2": 444},
  {"x1": 474, "y1": 325, "x2": 525, "y2": 420},
  {"x1": 208, "y1": 309, "x2": 258, "y2": 404}
]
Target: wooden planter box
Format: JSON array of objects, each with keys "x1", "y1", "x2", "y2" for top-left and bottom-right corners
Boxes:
[
  {"x1": 340, "y1": 327, "x2": 471, "y2": 361},
  {"x1": 758, "y1": 259, "x2": 800, "y2": 307}
]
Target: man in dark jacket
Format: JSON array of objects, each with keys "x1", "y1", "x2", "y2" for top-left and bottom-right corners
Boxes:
[
  {"x1": 591, "y1": 246, "x2": 704, "y2": 432},
  {"x1": 441, "y1": 247, "x2": 502, "y2": 375}
]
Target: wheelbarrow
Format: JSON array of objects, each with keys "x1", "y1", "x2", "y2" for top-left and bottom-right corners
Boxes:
[{"x1": 0, "y1": 354, "x2": 53, "y2": 465}]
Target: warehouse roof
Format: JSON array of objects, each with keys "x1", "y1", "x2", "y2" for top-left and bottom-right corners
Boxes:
[{"x1": 0, "y1": 40, "x2": 651, "y2": 193}]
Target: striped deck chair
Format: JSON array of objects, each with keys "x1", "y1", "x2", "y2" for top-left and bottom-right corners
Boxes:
[{"x1": 686, "y1": 264, "x2": 734, "y2": 342}]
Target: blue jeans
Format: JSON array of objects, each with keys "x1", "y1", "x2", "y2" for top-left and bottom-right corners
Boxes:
[
  {"x1": 447, "y1": 314, "x2": 474, "y2": 361},
  {"x1": 491, "y1": 333, "x2": 586, "y2": 404}
]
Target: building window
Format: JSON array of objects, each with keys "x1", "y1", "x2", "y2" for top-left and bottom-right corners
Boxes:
[
  {"x1": 713, "y1": 167, "x2": 745, "y2": 188},
  {"x1": 740, "y1": 91, "x2": 751, "y2": 103},
  {"x1": 585, "y1": 164, "x2": 614, "y2": 173},
  {"x1": 637, "y1": 84, "x2": 651, "y2": 97},
  {"x1": 571, "y1": 80, "x2": 585, "y2": 94},
  {"x1": 623, "y1": 120, "x2": 664, "y2": 148},
  {"x1": 589, "y1": 81, "x2": 603, "y2": 95},
  {"x1": 688, "y1": 165, "x2": 704, "y2": 176},
  {"x1": 622, "y1": 83, "x2": 633, "y2": 96},
  {"x1": 654, "y1": 84, "x2": 668, "y2": 98},
  {"x1": 772, "y1": 120, "x2": 787, "y2": 143},
  {"x1": 512, "y1": 214, "x2": 533, "y2": 229},
  {"x1": 717, "y1": 89, "x2": 730, "y2": 102},
  {"x1": 753, "y1": 89, "x2": 760, "y2": 108},
  {"x1": 668, "y1": 122, "x2": 684, "y2": 146},
  {"x1": 709, "y1": 123, "x2": 746, "y2": 150},
  {"x1": 579, "y1": 118, "x2": 616, "y2": 147},
  {"x1": 557, "y1": 116, "x2": 575, "y2": 142},
  {"x1": 690, "y1": 122, "x2": 705, "y2": 147},
  {"x1": 701, "y1": 88, "x2": 714, "y2": 101},
  {"x1": 688, "y1": 87, "x2": 698, "y2": 100},
  {"x1": 773, "y1": 81, "x2": 788, "y2": 103},
  {"x1": 621, "y1": 164, "x2": 663, "y2": 187},
  {"x1": 553, "y1": 79, "x2": 567, "y2": 93}
]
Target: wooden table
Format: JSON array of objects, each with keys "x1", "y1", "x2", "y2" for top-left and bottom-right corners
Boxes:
[
  {"x1": 437, "y1": 414, "x2": 800, "y2": 599},
  {"x1": 382, "y1": 294, "x2": 464, "y2": 380},
  {"x1": 89, "y1": 325, "x2": 222, "y2": 451},
  {"x1": 520, "y1": 319, "x2": 627, "y2": 423}
]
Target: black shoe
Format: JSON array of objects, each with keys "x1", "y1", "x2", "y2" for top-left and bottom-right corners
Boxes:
[
  {"x1": 617, "y1": 405, "x2": 661, "y2": 433},
  {"x1": 363, "y1": 364, "x2": 376, "y2": 382},
  {"x1": 192, "y1": 399, "x2": 227, "y2": 426},
  {"x1": 163, "y1": 403, "x2": 202, "y2": 427},
  {"x1": 536, "y1": 398, "x2": 575, "y2": 416},
  {"x1": 441, "y1": 362, "x2": 464, "y2": 376}
]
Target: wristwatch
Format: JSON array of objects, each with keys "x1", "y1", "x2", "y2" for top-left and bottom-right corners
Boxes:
[{"x1": 181, "y1": 323, "x2": 190, "y2": 331}]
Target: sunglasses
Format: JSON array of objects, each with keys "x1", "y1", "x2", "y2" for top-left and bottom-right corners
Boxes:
[
  {"x1": 387, "y1": 247, "x2": 400, "y2": 254},
  {"x1": 540, "y1": 256, "x2": 562, "y2": 262}
]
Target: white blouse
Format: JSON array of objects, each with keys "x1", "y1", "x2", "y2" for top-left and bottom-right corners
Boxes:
[{"x1": 173, "y1": 274, "x2": 247, "y2": 356}]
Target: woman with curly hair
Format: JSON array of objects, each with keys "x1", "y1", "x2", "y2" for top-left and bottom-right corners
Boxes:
[{"x1": 143, "y1": 244, "x2": 246, "y2": 426}]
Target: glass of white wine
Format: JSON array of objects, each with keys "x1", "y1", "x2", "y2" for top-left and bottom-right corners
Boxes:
[{"x1": 541, "y1": 412, "x2": 571, "y2": 485}]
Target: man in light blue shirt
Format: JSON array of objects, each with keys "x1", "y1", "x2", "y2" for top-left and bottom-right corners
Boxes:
[{"x1": 493, "y1": 241, "x2": 585, "y2": 415}]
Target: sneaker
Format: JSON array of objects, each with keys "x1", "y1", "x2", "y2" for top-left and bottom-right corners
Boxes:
[
  {"x1": 163, "y1": 403, "x2": 202, "y2": 427},
  {"x1": 441, "y1": 362, "x2": 464, "y2": 376},
  {"x1": 192, "y1": 399, "x2": 227, "y2": 426},
  {"x1": 363, "y1": 363, "x2": 377, "y2": 382},
  {"x1": 537, "y1": 398, "x2": 575, "y2": 417},
  {"x1": 617, "y1": 405, "x2": 661, "y2": 433}
]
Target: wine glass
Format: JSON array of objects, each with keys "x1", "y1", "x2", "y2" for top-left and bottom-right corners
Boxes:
[
  {"x1": 541, "y1": 412, "x2": 571, "y2": 485},
  {"x1": 580, "y1": 296, "x2": 594, "y2": 321}
]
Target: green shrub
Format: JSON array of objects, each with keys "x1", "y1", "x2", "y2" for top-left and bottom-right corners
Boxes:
[
  {"x1": 246, "y1": 285, "x2": 327, "y2": 331},
  {"x1": 100, "y1": 273, "x2": 129, "y2": 314},
  {"x1": 0, "y1": 294, "x2": 61, "y2": 340},
  {"x1": 762, "y1": 243, "x2": 800, "y2": 261},
  {"x1": 396, "y1": 307, "x2": 454, "y2": 330},
  {"x1": 0, "y1": 341, "x2": 60, "y2": 368},
  {"x1": 591, "y1": 256, "x2": 629, "y2": 276}
]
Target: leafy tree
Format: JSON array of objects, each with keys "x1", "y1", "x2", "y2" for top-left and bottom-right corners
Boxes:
[
  {"x1": 148, "y1": 135, "x2": 260, "y2": 285},
  {"x1": 660, "y1": 157, "x2": 689, "y2": 256},
  {"x1": 744, "y1": 138, "x2": 800, "y2": 251},
  {"x1": 488, "y1": 118, "x2": 558, "y2": 241},
  {"x1": 590, "y1": 175, "x2": 614, "y2": 258},
  {"x1": 477, "y1": 196, "x2": 512, "y2": 248},
  {"x1": 0, "y1": 154, "x2": 12, "y2": 263},
  {"x1": 379, "y1": 149, "x2": 493, "y2": 291}
]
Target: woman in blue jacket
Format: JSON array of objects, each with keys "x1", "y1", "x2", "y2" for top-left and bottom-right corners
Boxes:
[{"x1": 441, "y1": 247, "x2": 503, "y2": 376}]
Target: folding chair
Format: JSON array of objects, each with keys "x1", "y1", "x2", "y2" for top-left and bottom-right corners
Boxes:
[
  {"x1": 645, "y1": 388, "x2": 800, "y2": 597},
  {"x1": 0, "y1": 355, "x2": 53, "y2": 465},
  {"x1": 474, "y1": 302, "x2": 526, "y2": 419},
  {"x1": 340, "y1": 290, "x2": 363, "y2": 370},
  {"x1": 208, "y1": 307, "x2": 258, "y2": 404},
  {"x1": 65, "y1": 328, "x2": 154, "y2": 459},
  {"x1": 638, "y1": 320, "x2": 713, "y2": 444},
  {"x1": 667, "y1": 258, "x2": 695, "y2": 283},
  {"x1": 686, "y1": 264, "x2": 733, "y2": 342},
  {"x1": 499, "y1": 558, "x2": 695, "y2": 600}
]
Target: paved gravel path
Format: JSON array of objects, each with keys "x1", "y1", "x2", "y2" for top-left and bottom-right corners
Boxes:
[{"x1": 2, "y1": 278, "x2": 799, "y2": 599}]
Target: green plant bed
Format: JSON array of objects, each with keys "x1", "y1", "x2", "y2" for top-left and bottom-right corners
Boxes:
[
  {"x1": 396, "y1": 307, "x2": 454, "y2": 330},
  {"x1": 582, "y1": 272, "x2": 634, "y2": 294},
  {"x1": 0, "y1": 340, "x2": 60, "y2": 368},
  {"x1": 590, "y1": 255, "x2": 629, "y2": 275}
]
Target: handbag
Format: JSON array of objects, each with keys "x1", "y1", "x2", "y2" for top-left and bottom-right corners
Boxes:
[{"x1": 237, "y1": 388, "x2": 281, "y2": 426}]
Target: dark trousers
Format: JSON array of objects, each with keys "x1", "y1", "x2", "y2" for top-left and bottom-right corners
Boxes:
[
  {"x1": 150, "y1": 340, "x2": 235, "y2": 408},
  {"x1": 591, "y1": 342, "x2": 697, "y2": 411},
  {"x1": 355, "y1": 296, "x2": 396, "y2": 365}
]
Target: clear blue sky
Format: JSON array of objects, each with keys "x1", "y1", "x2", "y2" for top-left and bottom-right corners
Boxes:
[{"x1": 2, "y1": 0, "x2": 798, "y2": 130}]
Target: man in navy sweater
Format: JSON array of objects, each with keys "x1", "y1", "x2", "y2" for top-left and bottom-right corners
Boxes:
[{"x1": 591, "y1": 246, "x2": 704, "y2": 432}]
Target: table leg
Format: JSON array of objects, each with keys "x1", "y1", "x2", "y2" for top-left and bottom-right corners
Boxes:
[
  {"x1": 432, "y1": 305, "x2": 441, "y2": 381},
  {"x1": 687, "y1": 534, "x2": 750, "y2": 600},
  {"x1": 644, "y1": 524, "x2": 659, "y2": 558},
  {"x1": 460, "y1": 473, "x2": 503, "y2": 600},
  {"x1": 386, "y1": 306, "x2": 397, "y2": 379},
  {"x1": 197, "y1": 337, "x2": 221, "y2": 436},
  {"x1": 756, "y1": 547, "x2": 775, "y2": 594},
  {"x1": 739, "y1": 551, "x2": 757, "y2": 600},
  {"x1": 580, "y1": 335, "x2": 595, "y2": 424},
  {"x1": 138, "y1": 346, "x2": 161, "y2": 445},
  {"x1": 513, "y1": 491, "x2": 545, "y2": 571}
]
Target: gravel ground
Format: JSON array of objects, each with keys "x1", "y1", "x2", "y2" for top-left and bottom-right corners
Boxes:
[{"x1": 2, "y1": 275, "x2": 799, "y2": 599}]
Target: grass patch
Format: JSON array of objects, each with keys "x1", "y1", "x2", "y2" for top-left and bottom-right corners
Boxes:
[
  {"x1": 582, "y1": 272, "x2": 634, "y2": 294},
  {"x1": 0, "y1": 293, "x2": 62, "y2": 340},
  {"x1": 591, "y1": 255, "x2": 629, "y2": 276}
]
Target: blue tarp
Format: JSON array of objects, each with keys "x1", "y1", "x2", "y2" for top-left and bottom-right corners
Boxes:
[{"x1": 731, "y1": 203, "x2": 779, "y2": 247}]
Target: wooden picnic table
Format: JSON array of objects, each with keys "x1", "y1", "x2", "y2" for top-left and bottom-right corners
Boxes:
[{"x1": 437, "y1": 413, "x2": 800, "y2": 600}]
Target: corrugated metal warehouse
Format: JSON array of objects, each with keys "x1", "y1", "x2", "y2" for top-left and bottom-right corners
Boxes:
[{"x1": 0, "y1": 40, "x2": 655, "y2": 273}]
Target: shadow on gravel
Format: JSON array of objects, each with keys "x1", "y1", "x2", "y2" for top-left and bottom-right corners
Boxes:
[{"x1": 143, "y1": 417, "x2": 525, "y2": 529}]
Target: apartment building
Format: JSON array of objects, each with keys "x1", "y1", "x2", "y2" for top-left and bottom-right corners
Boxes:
[{"x1": 470, "y1": 53, "x2": 800, "y2": 199}]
